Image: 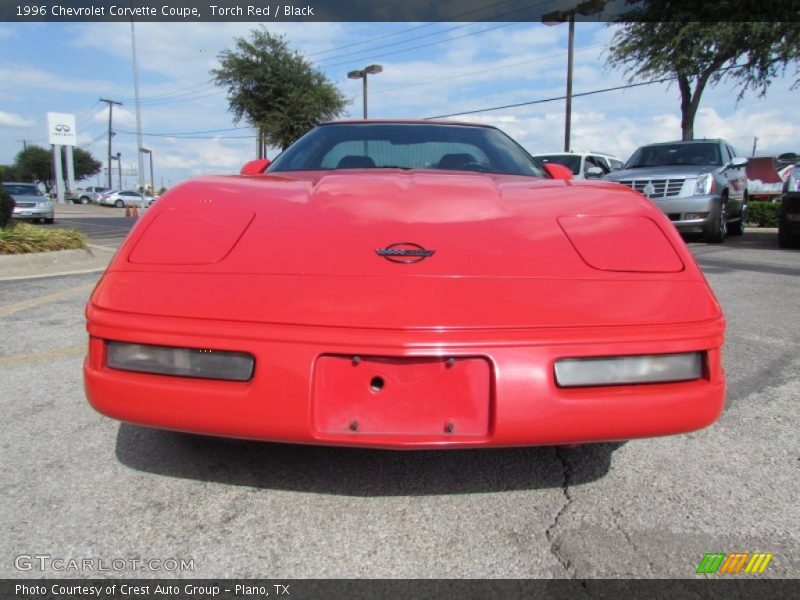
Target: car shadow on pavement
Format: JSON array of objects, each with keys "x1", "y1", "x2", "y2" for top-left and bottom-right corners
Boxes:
[{"x1": 114, "y1": 423, "x2": 621, "y2": 496}]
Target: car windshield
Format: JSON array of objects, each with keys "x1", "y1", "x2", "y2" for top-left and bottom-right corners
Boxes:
[
  {"x1": 3, "y1": 184, "x2": 42, "y2": 196},
  {"x1": 626, "y1": 143, "x2": 722, "y2": 168},
  {"x1": 267, "y1": 123, "x2": 546, "y2": 177},
  {"x1": 535, "y1": 154, "x2": 582, "y2": 175}
]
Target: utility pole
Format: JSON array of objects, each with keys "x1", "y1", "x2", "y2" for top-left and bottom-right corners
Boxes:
[
  {"x1": 99, "y1": 98, "x2": 122, "y2": 189},
  {"x1": 130, "y1": 21, "x2": 145, "y2": 205},
  {"x1": 751, "y1": 136, "x2": 758, "y2": 157},
  {"x1": 18, "y1": 139, "x2": 32, "y2": 151}
]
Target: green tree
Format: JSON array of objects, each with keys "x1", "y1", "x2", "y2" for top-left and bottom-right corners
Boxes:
[
  {"x1": 70, "y1": 147, "x2": 102, "y2": 182},
  {"x1": 212, "y1": 27, "x2": 347, "y2": 151},
  {"x1": 607, "y1": 6, "x2": 799, "y2": 140},
  {"x1": 14, "y1": 146, "x2": 52, "y2": 190},
  {"x1": 0, "y1": 164, "x2": 19, "y2": 182},
  {"x1": 13, "y1": 145, "x2": 103, "y2": 191}
]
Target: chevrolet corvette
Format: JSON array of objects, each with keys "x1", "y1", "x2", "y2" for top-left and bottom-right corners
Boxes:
[{"x1": 84, "y1": 120, "x2": 725, "y2": 449}]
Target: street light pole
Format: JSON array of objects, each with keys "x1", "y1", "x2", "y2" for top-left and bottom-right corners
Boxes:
[
  {"x1": 564, "y1": 12, "x2": 575, "y2": 152},
  {"x1": 347, "y1": 64, "x2": 383, "y2": 119},
  {"x1": 362, "y1": 75, "x2": 368, "y2": 119},
  {"x1": 542, "y1": 1, "x2": 604, "y2": 153}
]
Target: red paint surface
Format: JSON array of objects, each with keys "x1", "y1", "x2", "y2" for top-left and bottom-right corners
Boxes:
[{"x1": 85, "y1": 167, "x2": 726, "y2": 448}]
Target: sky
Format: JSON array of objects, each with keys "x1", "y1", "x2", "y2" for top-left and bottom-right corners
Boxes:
[{"x1": 0, "y1": 20, "x2": 798, "y2": 189}]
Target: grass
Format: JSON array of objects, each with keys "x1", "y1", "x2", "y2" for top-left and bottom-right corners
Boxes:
[{"x1": 0, "y1": 222, "x2": 87, "y2": 254}]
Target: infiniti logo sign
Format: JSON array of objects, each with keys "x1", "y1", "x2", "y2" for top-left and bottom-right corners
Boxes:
[{"x1": 376, "y1": 242, "x2": 435, "y2": 264}]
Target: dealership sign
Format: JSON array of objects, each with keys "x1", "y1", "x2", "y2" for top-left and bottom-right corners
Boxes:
[{"x1": 47, "y1": 112, "x2": 76, "y2": 146}]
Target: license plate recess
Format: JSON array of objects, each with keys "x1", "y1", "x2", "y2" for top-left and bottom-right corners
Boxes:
[{"x1": 313, "y1": 355, "x2": 491, "y2": 436}]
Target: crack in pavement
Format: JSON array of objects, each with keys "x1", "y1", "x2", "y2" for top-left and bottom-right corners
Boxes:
[
  {"x1": 545, "y1": 446, "x2": 574, "y2": 577},
  {"x1": 610, "y1": 507, "x2": 656, "y2": 576}
]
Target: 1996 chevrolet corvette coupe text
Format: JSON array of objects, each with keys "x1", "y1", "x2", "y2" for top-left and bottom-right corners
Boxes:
[{"x1": 84, "y1": 121, "x2": 726, "y2": 449}]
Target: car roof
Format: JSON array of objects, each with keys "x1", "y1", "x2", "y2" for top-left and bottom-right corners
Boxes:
[
  {"x1": 319, "y1": 119, "x2": 497, "y2": 129},
  {"x1": 532, "y1": 151, "x2": 623, "y2": 160},
  {"x1": 2, "y1": 181, "x2": 38, "y2": 185},
  {"x1": 643, "y1": 139, "x2": 726, "y2": 146}
]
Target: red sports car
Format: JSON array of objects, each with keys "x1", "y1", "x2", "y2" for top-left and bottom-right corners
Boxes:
[{"x1": 84, "y1": 120, "x2": 725, "y2": 449}]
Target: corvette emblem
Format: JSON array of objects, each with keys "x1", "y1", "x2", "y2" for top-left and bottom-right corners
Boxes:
[
  {"x1": 376, "y1": 242, "x2": 435, "y2": 263},
  {"x1": 642, "y1": 182, "x2": 656, "y2": 197}
]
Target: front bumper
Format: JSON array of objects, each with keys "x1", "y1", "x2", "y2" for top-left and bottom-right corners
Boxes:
[
  {"x1": 13, "y1": 206, "x2": 54, "y2": 220},
  {"x1": 648, "y1": 194, "x2": 720, "y2": 233},
  {"x1": 84, "y1": 305, "x2": 726, "y2": 449}
]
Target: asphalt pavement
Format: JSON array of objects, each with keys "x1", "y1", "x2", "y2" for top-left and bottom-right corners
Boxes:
[
  {"x1": 0, "y1": 228, "x2": 797, "y2": 579},
  {"x1": 50, "y1": 203, "x2": 139, "y2": 249}
]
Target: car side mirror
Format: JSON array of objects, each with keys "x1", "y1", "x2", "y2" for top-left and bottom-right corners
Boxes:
[
  {"x1": 240, "y1": 158, "x2": 271, "y2": 175},
  {"x1": 544, "y1": 163, "x2": 573, "y2": 181},
  {"x1": 728, "y1": 157, "x2": 748, "y2": 169},
  {"x1": 585, "y1": 166, "x2": 604, "y2": 179}
]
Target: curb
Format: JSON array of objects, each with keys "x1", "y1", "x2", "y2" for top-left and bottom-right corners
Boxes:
[{"x1": 0, "y1": 245, "x2": 116, "y2": 281}]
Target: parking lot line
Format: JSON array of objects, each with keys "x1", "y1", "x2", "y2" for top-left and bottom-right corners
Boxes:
[
  {"x1": 0, "y1": 345, "x2": 85, "y2": 366},
  {"x1": 0, "y1": 283, "x2": 94, "y2": 317}
]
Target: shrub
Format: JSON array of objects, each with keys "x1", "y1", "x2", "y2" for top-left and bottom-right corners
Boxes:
[
  {"x1": 0, "y1": 223, "x2": 86, "y2": 254},
  {"x1": 0, "y1": 185, "x2": 15, "y2": 228},
  {"x1": 747, "y1": 201, "x2": 781, "y2": 227}
]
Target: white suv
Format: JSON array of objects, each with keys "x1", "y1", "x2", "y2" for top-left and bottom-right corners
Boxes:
[{"x1": 532, "y1": 151, "x2": 624, "y2": 180}]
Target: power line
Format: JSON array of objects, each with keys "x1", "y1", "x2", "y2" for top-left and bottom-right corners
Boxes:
[
  {"x1": 426, "y1": 62, "x2": 749, "y2": 119},
  {"x1": 372, "y1": 43, "x2": 603, "y2": 97},
  {"x1": 313, "y1": 22, "x2": 501, "y2": 67},
  {"x1": 119, "y1": 79, "x2": 215, "y2": 103},
  {"x1": 304, "y1": 0, "x2": 525, "y2": 58},
  {"x1": 116, "y1": 129, "x2": 256, "y2": 139},
  {"x1": 319, "y1": 21, "x2": 523, "y2": 70},
  {"x1": 118, "y1": 126, "x2": 253, "y2": 136},
  {"x1": 125, "y1": 8, "x2": 554, "y2": 105},
  {"x1": 138, "y1": 89, "x2": 225, "y2": 106},
  {"x1": 427, "y1": 77, "x2": 677, "y2": 118}
]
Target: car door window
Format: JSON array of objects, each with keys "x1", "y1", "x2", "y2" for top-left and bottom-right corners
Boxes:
[{"x1": 584, "y1": 156, "x2": 609, "y2": 174}]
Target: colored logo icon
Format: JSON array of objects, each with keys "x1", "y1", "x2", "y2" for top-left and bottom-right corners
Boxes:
[{"x1": 696, "y1": 552, "x2": 773, "y2": 574}]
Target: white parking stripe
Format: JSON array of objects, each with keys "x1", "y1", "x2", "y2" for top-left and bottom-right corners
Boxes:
[{"x1": 0, "y1": 283, "x2": 94, "y2": 317}]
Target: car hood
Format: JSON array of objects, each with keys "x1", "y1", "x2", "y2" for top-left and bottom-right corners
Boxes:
[
  {"x1": 605, "y1": 165, "x2": 719, "y2": 181},
  {"x1": 91, "y1": 171, "x2": 720, "y2": 329}
]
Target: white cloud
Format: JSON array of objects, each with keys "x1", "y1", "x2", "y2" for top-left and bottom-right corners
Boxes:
[
  {"x1": 0, "y1": 65, "x2": 124, "y2": 96},
  {"x1": 0, "y1": 111, "x2": 35, "y2": 128},
  {"x1": 67, "y1": 22, "x2": 347, "y2": 82},
  {"x1": 91, "y1": 106, "x2": 137, "y2": 128}
]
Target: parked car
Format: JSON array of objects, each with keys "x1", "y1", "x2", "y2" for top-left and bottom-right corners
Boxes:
[
  {"x1": 98, "y1": 190, "x2": 153, "y2": 208},
  {"x1": 604, "y1": 139, "x2": 748, "y2": 243},
  {"x1": 85, "y1": 120, "x2": 726, "y2": 449},
  {"x1": 68, "y1": 186, "x2": 109, "y2": 204},
  {"x1": 532, "y1": 151, "x2": 624, "y2": 180},
  {"x1": 1, "y1": 182, "x2": 54, "y2": 223},
  {"x1": 778, "y1": 154, "x2": 800, "y2": 248}
]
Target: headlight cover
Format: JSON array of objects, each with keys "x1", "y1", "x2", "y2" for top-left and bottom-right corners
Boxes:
[
  {"x1": 693, "y1": 173, "x2": 714, "y2": 195},
  {"x1": 106, "y1": 341, "x2": 254, "y2": 381},
  {"x1": 554, "y1": 352, "x2": 704, "y2": 388}
]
